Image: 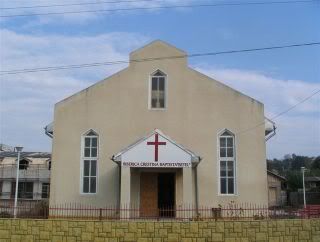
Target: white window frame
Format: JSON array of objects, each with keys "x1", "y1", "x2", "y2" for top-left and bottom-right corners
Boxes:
[
  {"x1": 218, "y1": 129, "x2": 237, "y2": 196},
  {"x1": 41, "y1": 183, "x2": 50, "y2": 199},
  {"x1": 80, "y1": 129, "x2": 99, "y2": 195},
  {"x1": 148, "y1": 69, "x2": 168, "y2": 110}
]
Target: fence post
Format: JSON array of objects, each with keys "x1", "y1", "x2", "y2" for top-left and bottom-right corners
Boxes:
[{"x1": 99, "y1": 208, "x2": 102, "y2": 221}]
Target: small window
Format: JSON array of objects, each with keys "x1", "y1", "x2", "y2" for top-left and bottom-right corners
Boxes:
[
  {"x1": 81, "y1": 130, "x2": 98, "y2": 194},
  {"x1": 41, "y1": 183, "x2": 50, "y2": 199},
  {"x1": 150, "y1": 70, "x2": 166, "y2": 109},
  {"x1": 219, "y1": 130, "x2": 236, "y2": 195},
  {"x1": 19, "y1": 159, "x2": 29, "y2": 170},
  {"x1": 11, "y1": 182, "x2": 33, "y2": 199}
]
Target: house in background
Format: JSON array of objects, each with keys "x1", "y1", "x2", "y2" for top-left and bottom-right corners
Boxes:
[
  {"x1": 0, "y1": 144, "x2": 14, "y2": 152},
  {"x1": 0, "y1": 151, "x2": 51, "y2": 204},
  {"x1": 305, "y1": 176, "x2": 320, "y2": 191},
  {"x1": 267, "y1": 170, "x2": 287, "y2": 207}
]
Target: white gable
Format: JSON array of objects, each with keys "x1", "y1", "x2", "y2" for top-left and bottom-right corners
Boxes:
[{"x1": 113, "y1": 129, "x2": 200, "y2": 168}]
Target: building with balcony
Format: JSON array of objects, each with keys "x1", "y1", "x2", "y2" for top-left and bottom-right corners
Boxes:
[{"x1": 0, "y1": 151, "x2": 51, "y2": 203}]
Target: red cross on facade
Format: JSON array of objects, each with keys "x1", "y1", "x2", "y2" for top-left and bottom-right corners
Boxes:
[{"x1": 147, "y1": 133, "x2": 166, "y2": 162}]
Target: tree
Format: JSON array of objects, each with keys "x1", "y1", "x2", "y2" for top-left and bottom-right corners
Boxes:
[
  {"x1": 267, "y1": 154, "x2": 320, "y2": 187},
  {"x1": 286, "y1": 171, "x2": 302, "y2": 192},
  {"x1": 311, "y1": 156, "x2": 320, "y2": 169},
  {"x1": 290, "y1": 154, "x2": 312, "y2": 170}
]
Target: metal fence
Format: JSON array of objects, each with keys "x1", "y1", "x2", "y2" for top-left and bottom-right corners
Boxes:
[
  {"x1": 289, "y1": 192, "x2": 320, "y2": 206},
  {"x1": 0, "y1": 201, "x2": 319, "y2": 220},
  {"x1": 0, "y1": 200, "x2": 48, "y2": 219}
]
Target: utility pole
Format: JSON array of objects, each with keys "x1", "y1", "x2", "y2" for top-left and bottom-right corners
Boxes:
[
  {"x1": 14, "y1": 146, "x2": 23, "y2": 218},
  {"x1": 301, "y1": 167, "x2": 306, "y2": 209}
]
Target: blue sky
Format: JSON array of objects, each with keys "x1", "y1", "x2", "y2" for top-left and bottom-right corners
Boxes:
[{"x1": 0, "y1": 0, "x2": 319, "y2": 158}]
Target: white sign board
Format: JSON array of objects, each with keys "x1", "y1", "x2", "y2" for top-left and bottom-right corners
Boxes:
[{"x1": 121, "y1": 133, "x2": 192, "y2": 168}]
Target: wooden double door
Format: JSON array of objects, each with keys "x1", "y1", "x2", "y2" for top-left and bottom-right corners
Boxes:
[{"x1": 140, "y1": 172, "x2": 175, "y2": 218}]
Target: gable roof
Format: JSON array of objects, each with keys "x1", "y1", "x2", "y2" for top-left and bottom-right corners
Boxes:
[
  {"x1": 54, "y1": 40, "x2": 260, "y2": 108},
  {"x1": 187, "y1": 67, "x2": 263, "y2": 106},
  {"x1": 129, "y1": 40, "x2": 186, "y2": 58},
  {"x1": 305, "y1": 177, "x2": 320, "y2": 182},
  {"x1": 112, "y1": 129, "x2": 201, "y2": 164},
  {"x1": 47, "y1": 40, "x2": 275, "y2": 140},
  {"x1": 267, "y1": 170, "x2": 286, "y2": 181}
]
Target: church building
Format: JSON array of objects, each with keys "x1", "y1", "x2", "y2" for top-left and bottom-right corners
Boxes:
[{"x1": 46, "y1": 40, "x2": 275, "y2": 218}]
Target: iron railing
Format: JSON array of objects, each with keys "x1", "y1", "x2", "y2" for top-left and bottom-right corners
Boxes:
[
  {"x1": 0, "y1": 201, "x2": 319, "y2": 220},
  {"x1": 0, "y1": 164, "x2": 50, "y2": 180},
  {"x1": 0, "y1": 192, "x2": 49, "y2": 199}
]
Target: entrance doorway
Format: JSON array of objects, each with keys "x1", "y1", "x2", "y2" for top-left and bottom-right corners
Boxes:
[
  {"x1": 158, "y1": 173, "x2": 175, "y2": 217},
  {"x1": 139, "y1": 172, "x2": 175, "y2": 218}
]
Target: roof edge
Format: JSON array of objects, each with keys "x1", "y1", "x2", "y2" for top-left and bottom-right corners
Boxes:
[
  {"x1": 112, "y1": 129, "x2": 200, "y2": 162},
  {"x1": 188, "y1": 67, "x2": 264, "y2": 106},
  {"x1": 129, "y1": 40, "x2": 187, "y2": 58},
  {"x1": 267, "y1": 170, "x2": 286, "y2": 181},
  {"x1": 55, "y1": 67, "x2": 129, "y2": 107}
]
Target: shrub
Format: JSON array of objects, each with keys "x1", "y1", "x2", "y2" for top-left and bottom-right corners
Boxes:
[{"x1": 0, "y1": 211, "x2": 12, "y2": 218}]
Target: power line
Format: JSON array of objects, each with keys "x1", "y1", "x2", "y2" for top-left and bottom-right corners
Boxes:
[
  {"x1": 0, "y1": 0, "x2": 159, "y2": 10},
  {"x1": 1, "y1": 41, "x2": 319, "y2": 75},
  {"x1": 270, "y1": 89, "x2": 320, "y2": 120},
  {"x1": 0, "y1": 0, "x2": 316, "y2": 18},
  {"x1": 1, "y1": 0, "x2": 313, "y2": 10},
  {"x1": 237, "y1": 89, "x2": 320, "y2": 135}
]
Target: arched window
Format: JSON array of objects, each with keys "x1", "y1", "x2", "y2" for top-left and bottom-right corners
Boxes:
[
  {"x1": 150, "y1": 70, "x2": 167, "y2": 109},
  {"x1": 81, "y1": 129, "x2": 98, "y2": 194},
  {"x1": 219, "y1": 130, "x2": 236, "y2": 195}
]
